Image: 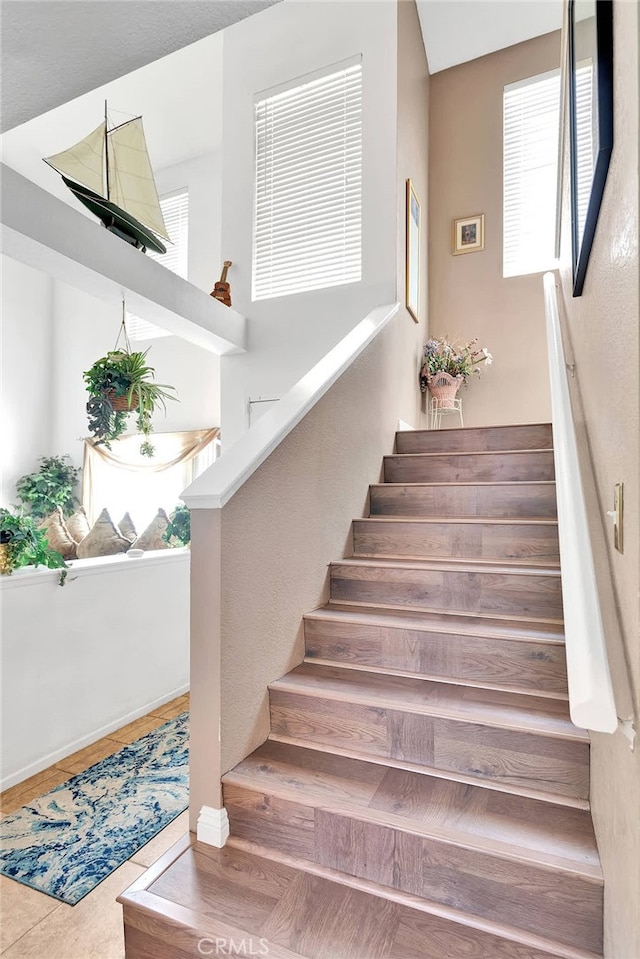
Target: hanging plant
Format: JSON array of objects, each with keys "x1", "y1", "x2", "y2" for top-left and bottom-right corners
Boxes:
[{"x1": 84, "y1": 307, "x2": 177, "y2": 457}]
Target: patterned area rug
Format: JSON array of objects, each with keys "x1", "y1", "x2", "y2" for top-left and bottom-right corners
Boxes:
[{"x1": 0, "y1": 712, "x2": 188, "y2": 905}]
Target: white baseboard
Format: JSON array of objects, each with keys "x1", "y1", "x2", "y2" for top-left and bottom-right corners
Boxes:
[
  {"x1": 1, "y1": 682, "x2": 189, "y2": 791},
  {"x1": 396, "y1": 419, "x2": 415, "y2": 431},
  {"x1": 197, "y1": 804, "x2": 230, "y2": 847}
]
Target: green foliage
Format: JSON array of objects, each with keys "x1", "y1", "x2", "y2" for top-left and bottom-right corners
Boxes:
[
  {"x1": 84, "y1": 349, "x2": 177, "y2": 457},
  {"x1": 0, "y1": 508, "x2": 67, "y2": 574},
  {"x1": 163, "y1": 504, "x2": 191, "y2": 547},
  {"x1": 15, "y1": 455, "x2": 80, "y2": 519}
]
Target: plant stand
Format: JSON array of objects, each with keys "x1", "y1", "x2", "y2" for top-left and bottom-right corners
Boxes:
[{"x1": 429, "y1": 394, "x2": 464, "y2": 430}]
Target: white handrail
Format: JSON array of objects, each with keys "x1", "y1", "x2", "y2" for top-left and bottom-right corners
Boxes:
[
  {"x1": 543, "y1": 272, "x2": 617, "y2": 732},
  {"x1": 182, "y1": 303, "x2": 400, "y2": 509}
]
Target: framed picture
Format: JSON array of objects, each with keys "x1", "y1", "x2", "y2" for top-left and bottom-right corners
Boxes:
[
  {"x1": 452, "y1": 214, "x2": 485, "y2": 255},
  {"x1": 405, "y1": 179, "x2": 420, "y2": 323}
]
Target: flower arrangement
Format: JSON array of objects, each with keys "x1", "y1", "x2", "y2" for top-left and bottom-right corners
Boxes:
[{"x1": 419, "y1": 336, "x2": 493, "y2": 393}]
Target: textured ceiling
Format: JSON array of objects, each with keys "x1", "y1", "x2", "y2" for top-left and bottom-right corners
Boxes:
[{"x1": 0, "y1": 0, "x2": 281, "y2": 133}]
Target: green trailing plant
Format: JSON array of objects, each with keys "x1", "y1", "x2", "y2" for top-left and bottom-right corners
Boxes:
[
  {"x1": 84, "y1": 347, "x2": 177, "y2": 457},
  {"x1": 16, "y1": 455, "x2": 80, "y2": 519},
  {"x1": 163, "y1": 504, "x2": 191, "y2": 547},
  {"x1": 0, "y1": 508, "x2": 67, "y2": 574}
]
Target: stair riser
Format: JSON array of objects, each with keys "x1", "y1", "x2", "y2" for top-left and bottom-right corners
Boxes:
[
  {"x1": 304, "y1": 619, "x2": 568, "y2": 695},
  {"x1": 330, "y1": 564, "x2": 563, "y2": 620},
  {"x1": 384, "y1": 452, "x2": 555, "y2": 484},
  {"x1": 268, "y1": 690, "x2": 589, "y2": 800},
  {"x1": 224, "y1": 785, "x2": 602, "y2": 954},
  {"x1": 369, "y1": 483, "x2": 558, "y2": 519},
  {"x1": 353, "y1": 520, "x2": 560, "y2": 564},
  {"x1": 396, "y1": 425, "x2": 554, "y2": 455}
]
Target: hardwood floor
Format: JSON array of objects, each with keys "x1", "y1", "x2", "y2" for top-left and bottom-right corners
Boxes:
[{"x1": 119, "y1": 423, "x2": 604, "y2": 959}]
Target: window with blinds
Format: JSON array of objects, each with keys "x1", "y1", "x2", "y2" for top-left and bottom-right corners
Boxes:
[
  {"x1": 503, "y1": 70, "x2": 561, "y2": 278},
  {"x1": 253, "y1": 60, "x2": 363, "y2": 301},
  {"x1": 503, "y1": 67, "x2": 593, "y2": 279},
  {"x1": 128, "y1": 189, "x2": 189, "y2": 340}
]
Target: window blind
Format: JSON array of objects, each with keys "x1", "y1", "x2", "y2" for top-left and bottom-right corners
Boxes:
[
  {"x1": 573, "y1": 63, "x2": 594, "y2": 246},
  {"x1": 253, "y1": 61, "x2": 363, "y2": 301},
  {"x1": 503, "y1": 71, "x2": 561, "y2": 278},
  {"x1": 128, "y1": 189, "x2": 189, "y2": 340}
]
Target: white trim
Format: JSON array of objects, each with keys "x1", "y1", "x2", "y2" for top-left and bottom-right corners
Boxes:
[
  {"x1": 1, "y1": 682, "x2": 189, "y2": 791},
  {"x1": 396, "y1": 419, "x2": 414, "y2": 431},
  {"x1": 182, "y1": 303, "x2": 400, "y2": 509},
  {"x1": 0, "y1": 547, "x2": 190, "y2": 590},
  {"x1": 543, "y1": 272, "x2": 616, "y2": 733},
  {"x1": 197, "y1": 805, "x2": 230, "y2": 847}
]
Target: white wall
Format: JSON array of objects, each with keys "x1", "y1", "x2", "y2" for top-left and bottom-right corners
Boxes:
[
  {"x1": 0, "y1": 550, "x2": 190, "y2": 789},
  {"x1": 219, "y1": 1, "x2": 399, "y2": 447},
  {"x1": 0, "y1": 257, "x2": 55, "y2": 507}
]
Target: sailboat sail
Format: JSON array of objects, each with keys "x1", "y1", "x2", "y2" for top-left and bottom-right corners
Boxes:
[
  {"x1": 107, "y1": 118, "x2": 170, "y2": 241},
  {"x1": 44, "y1": 123, "x2": 106, "y2": 197},
  {"x1": 44, "y1": 112, "x2": 169, "y2": 250}
]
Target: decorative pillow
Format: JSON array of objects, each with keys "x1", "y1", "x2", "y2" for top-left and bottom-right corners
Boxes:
[
  {"x1": 66, "y1": 506, "x2": 91, "y2": 544},
  {"x1": 118, "y1": 512, "x2": 137, "y2": 543},
  {"x1": 135, "y1": 508, "x2": 170, "y2": 551},
  {"x1": 39, "y1": 508, "x2": 77, "y2": 560},
  {"x1": 76, "y1": 509, "x2": 132, "y2": 559}
]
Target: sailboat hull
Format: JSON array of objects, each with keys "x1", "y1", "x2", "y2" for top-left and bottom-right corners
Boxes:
[{"x1": 61, "y1": 176, "x2": 167, "y2": 255}]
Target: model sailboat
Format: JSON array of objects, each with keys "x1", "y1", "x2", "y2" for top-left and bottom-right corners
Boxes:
[{"x1": 44, "y1": 103, "x2": 170, "y2": 254}]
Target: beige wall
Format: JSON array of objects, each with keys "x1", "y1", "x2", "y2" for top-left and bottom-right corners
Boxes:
[
  {"x1": 188, "y1": 303, "x2": 430, "y2": 831},
  {"x1": 429, "y1": 32, "x2": 560, "y2": 428},
  {"x1": 397, "y1": 0, "x2": 430, "y2": 428},
  {"x1": 557, "y1": 2, "x2": 639, "y2": 956}
]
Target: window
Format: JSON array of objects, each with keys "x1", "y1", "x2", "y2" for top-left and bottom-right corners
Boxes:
[
  {"x1": 503, "y1": 67, "x2": 593, "y2": 279},
  {"x1": 253, "y1": 60, "x2": 362, "y2": 301},
  {"x1": 128, "y1": 189, "x2": 189, "y2": 340},
  {"x1": 503, "y1": 70, "x2": 561, "y2": 277}
]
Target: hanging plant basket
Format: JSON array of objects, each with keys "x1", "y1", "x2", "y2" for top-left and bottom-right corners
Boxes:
[
  {"x1": 107, "y1": 390, "x2": 139, "y2": 412},
  {"x1": 427, "y1": 372, "x2": 464, "y2": 409}
]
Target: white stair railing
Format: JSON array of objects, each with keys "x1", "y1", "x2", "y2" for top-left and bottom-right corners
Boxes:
[{"x1": 543, "y1": 271, "x2": 617, "y2": 733}]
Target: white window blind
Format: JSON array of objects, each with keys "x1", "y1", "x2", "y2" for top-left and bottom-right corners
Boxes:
[
  {"x1": 574, "y1": 62, "x2": 594, "y2": 246},
  {"x1": 128, "y1": 189, "x2": 189, "y2": 340},
  {"x1": 503, "y1": 71, "x2": 561, "y2": 278},
  {"x1": 253, "y1": 60, "x2": 363, "y2": 301}
]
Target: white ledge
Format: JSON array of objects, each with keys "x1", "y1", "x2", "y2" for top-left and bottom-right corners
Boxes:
[
  {"x1": 0, "y1": 164, "x2": 246, "y2": 356},
  {"x1": 0, "y1": 547, "x2": 189, "y2": 589},
  {"x1": 182, "y1": 302, "x2": 400, "y2": 509}
]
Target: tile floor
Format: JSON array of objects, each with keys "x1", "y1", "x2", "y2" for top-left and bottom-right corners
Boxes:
[{"x1": 0, "y1": 694, "x2": 190, "y2": 958}]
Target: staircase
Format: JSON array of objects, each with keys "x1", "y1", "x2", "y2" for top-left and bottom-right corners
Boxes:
[{"x1": 120, "y1": 423, "x2": 603, "y2": 959}]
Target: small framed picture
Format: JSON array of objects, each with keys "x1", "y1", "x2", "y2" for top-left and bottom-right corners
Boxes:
[
  {"x1": 452, "y1": 214, "x2": 485, "y2": 255},
  {"x1": 406, "y1": 179, "x2": 420, "y2": 323}
]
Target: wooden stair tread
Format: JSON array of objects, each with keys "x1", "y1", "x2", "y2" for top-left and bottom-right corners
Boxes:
[
  {"x1": 267, "y1": 733, "x2": 590, "y2": 810},
  {"x1": 386, "y1": 448, "x2": 555, "y2": 459},
  {"x1": 119, "y1": 835, "x2": 602, "y2": 959},
  {"x1": 223, "y1": 741, "x2": 601, "y2": 878},
  {"x1": 306, "y1": 603, "x2": 566, "y2": 644},
  {"x1": 270, "y1": 663, "x2": 585, "y2": 741},
  {"x1": 370, "y1": 480, "x2": 557, "y2": 487},
  {"x1": 357, "y1": 516, "x2": 559, "y2": 526},
  {"x1": 333, "y1": 556, "x2": 562, "y2": 577}
]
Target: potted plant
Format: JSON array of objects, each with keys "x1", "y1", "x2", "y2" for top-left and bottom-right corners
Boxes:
[
  {"x1": 419, "y1": 336, "x2": 493, "y2": 407},
  {"x1": 16, "y1": 454, "x2": 80, "y2": 520},
  {"x1": 163, "y1": 504, "x2": 191, "y2": 547},
  {"x1": 0, "y1": 508, "x2": 67, "y2": 575},
  {"x1": 84, "y1": 347, "x2": 177, "y2": 457}
]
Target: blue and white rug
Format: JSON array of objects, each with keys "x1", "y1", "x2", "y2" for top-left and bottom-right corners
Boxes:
[{"x1": 0, "y1": 711, "x2": 188, "y2": 905}]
